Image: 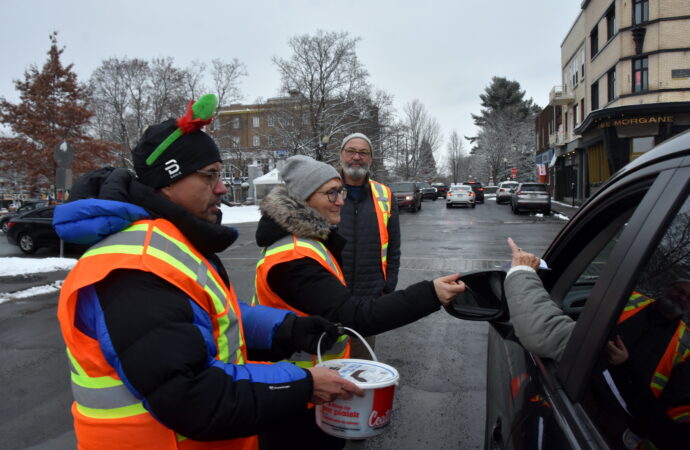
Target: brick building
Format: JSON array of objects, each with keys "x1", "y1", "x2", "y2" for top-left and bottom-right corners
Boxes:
[{"x1": 545, "y1": 0, "x2": 690, "y2": 203}]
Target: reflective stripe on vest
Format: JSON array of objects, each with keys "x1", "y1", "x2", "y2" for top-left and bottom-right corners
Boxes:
[
  {"x1": 650, "y1": 320, "x2": 690, "y2": 398},
  {"x1": 668, "y1": 405, "x2": 690, "y2": 423},
  {"x1": 369, "y1": 180, "x2": 391, "y2": 280},
  {"x1": 82, "y1": 223, "x2": 243, "y2": 365},
  {"x1": 253, "y1": 235, "x2": 349, "y2": 366},
  {"x1": 617, "y1": 291, "x2": 654, "y2": 324}
]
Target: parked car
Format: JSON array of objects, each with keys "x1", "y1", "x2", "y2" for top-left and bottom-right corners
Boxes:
[
  {"x1": 496, "y1": 181, "x2": 518, "y2": 204},
  {"x1": 390, "y1": 181, "x2": 422, "y2": 212},
  {"x1": 432, "y1": 183, "x2": 449, "y2": 199},
  {"x1": 0, "y1": 201, "x2": 48, "y2": 233},
  {"x1": 444, "y1": 128, "x2": 690, "y2": 450},
  {"x1": 446, "y1": 184, "x2": 475, "y2": 208},
  {"x1": 467, "y1": 181, "x2": 485, "y2": 203},
  {"x1": 417, "y1": 182, "x2": 438, "y2": 201},
  {"x1": 510, "y1": 182, "x2": 551, "y2": 214},
  {"x1": 5, "y1": 206, "x2": 60, "y2": 254}
]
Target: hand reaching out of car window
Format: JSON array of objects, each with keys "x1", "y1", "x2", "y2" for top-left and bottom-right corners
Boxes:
[
  {"x1": 433, "y1": 274, "x2": 466, "y2": 306},
  {"x1": 507, "y1": 238, "x2": 540, "y2": 270}
]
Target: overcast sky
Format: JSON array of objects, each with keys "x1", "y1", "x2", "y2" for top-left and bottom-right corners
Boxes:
[{"x1": 1, "y1": 0, "x2": 582, "y2": 158}]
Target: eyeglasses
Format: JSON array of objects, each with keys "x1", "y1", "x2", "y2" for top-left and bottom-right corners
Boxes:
[
  {"x1": 196, "y1": 169, "x2": 222, "y2": 186},
  {"x1": 342, "y1": 148, "x2": 371, "y2": 157},
  {"x1": 318, "y1": 187, "x2": 348, "y2": 203}
]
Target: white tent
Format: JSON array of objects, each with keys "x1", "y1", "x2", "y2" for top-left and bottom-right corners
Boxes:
[{"x1": 252, "y1": 168, "x2": 283, "y2": 200}]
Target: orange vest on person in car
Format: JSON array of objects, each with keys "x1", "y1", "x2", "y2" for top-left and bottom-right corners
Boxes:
[
  {"x1": 56, "y1": 219, "x2": 257, "y2": 450},
  {"x1": 252, "y1": 235, "x2": 350, "y2": 367},
  {"x1": 369, "y1": 180, "x2": 393, "y2": 280},
  {"x1": 617, "y1": 292, "x2": 690, "y2": 423}
]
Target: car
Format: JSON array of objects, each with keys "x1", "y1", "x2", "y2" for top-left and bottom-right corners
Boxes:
[
  {"x1": 467, "y1": 181, "x2": 485, "y2": 203},
  {"x1": 417, "y1": 182, "x2": 438, "y2": 201},
  {"x1": 432, "y1": 183, "x2": 449, "y2": 199},
  {"x1": 446, "y1": 184, "x2": 475, "y2": 208},
  {"x1": 509, "y1": 182, "x2": 551, "y2": 214},
  {"x1": 444, "y1": 128, "x2": 690, "y2": 450},
  {"x1": 0, "y1": 201, "x2": 48, "y2": 233},
  {"x1": 496, "y1": 181, "x2": 518, "y2": 204},
  {"x1": 5, "y1": 206, "x2": 60, "y2": 254},
  {"x1": 390, "y1": 181, "x2": 422, "y2": 213}
]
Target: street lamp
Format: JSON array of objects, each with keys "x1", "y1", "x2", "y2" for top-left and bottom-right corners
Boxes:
[
  {"x1": 321, "y1": 135, "x2": 330, "y2": 159},
  {"x1": 502, "y1": 158, "x2": 508, "y2": 180}
]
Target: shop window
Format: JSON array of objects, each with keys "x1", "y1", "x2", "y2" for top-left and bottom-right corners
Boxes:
[
  {"x1": 633, "y1": 57, "x2": 648, "y2": 93},
  {"x1": 633, "y1": 0, "x2": 649, "y2": 25}
]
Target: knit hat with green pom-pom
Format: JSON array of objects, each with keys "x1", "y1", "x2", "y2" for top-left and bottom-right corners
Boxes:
[{"x1": 132, "y1": 94, "x2": 221, "y2": 188}]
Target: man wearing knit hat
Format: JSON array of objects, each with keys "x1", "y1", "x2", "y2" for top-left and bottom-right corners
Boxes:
[
  {"x1": 337, "y1": 132, "x2": 401, "y2": 359},
  {"x1": 52, "y1": 95, "x2": 361, "y2": 449}
]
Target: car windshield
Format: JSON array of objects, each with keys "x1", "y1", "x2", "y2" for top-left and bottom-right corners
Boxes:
[
  {"x1": 391, "y1": 183, "x2": 415, "y2": 192},
  {"x1": 520, "y1": 184, "x2": 547, "y2": 192},
  {"x1": 418, "y1": 182, "x2": 431, "y2": 188},
  {"x1": 501, "y1": 183, "x2": 517, "y2": 188}
]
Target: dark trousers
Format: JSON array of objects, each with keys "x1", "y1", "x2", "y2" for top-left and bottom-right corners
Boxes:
[{"x1": 259, "y1": 407, "x2": 345, "y2": 450}]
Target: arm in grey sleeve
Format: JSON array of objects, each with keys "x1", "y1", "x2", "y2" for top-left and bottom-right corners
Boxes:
[
  {"x1": 504, "y1": 268, "x2": 575, "y2": 361},
  {"x1": 383, "y1": 199, "x2": 401, "y2": 293}
]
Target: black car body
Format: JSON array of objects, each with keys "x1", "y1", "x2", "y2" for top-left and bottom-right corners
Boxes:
[
  {"x1": 417, "y1": 182, "x2": 438, "y2": 201},
  {"x1": 445, "y1": 129, "x2": 690, "y2": 449},
  {"x1": 0, "y1": 201, "x2": 48, "y2": 233},
  {"x1": 390, "y1": 181, "x2": 422, "y2": 212},
  {"x1": 5, "y1": 206, "x2": 60, "y2": 253},
  {"x1": 467, "y1": 181, "x2": 485, "y2": 203},
  {"x1": 432, "y1": 183, "x2": 449, "y2": 198}
]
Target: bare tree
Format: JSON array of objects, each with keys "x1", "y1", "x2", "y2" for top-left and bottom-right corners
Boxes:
[
  {"x1": 272, "y1": 30, "x2": 374, "y2": 161},
  {"x1": 396, "y1": 100, "x2": 442, "y2": 179},
  {"x1": 445, "y1": 130, "x2": 470, "y2": 184},
  {"x1": 148, "y1": 57, "x2": 186, "y2": 123},
  {"x1": 211, "y1": 58, "x2": 247, "y2": 107},
  {"x1": 183, "y1": 59, "x2": 208, "y2": 101}
]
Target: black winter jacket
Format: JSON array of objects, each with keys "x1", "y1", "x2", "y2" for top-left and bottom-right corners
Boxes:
[
  {"x1": 339, "y1": 177, "x2": 401, "y2": 297},
  {"x1": 256, "y1": 185, "x2": 440, "y2": 337}
]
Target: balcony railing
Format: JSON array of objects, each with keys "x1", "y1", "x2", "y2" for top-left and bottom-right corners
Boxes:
[{"x1": 549, "y1": 86, "x2": 575, "y2": 105}]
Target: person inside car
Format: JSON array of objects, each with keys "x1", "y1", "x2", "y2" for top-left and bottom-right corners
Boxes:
[{"x1": 504, "y1": 237, "x2": 690, "y2": 449}]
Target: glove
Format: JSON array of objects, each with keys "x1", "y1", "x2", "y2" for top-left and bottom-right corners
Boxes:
[{"x1": 289, "y1": 315, "x2": 341, "y2": 354}]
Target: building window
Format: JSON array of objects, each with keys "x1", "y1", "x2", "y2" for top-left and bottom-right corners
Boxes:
[
  {"x1": 606, "y1": 5, "x2": 616, "y2": 41},
  {"x1": 267, "y1": 115, "x2": 275, "y2": 127},
  {"x1": 253, "y1": 135, "x2": 260, "y2": 147},
  {"x1": 233, "y1": 118, "x2": 239, "y2": 129},
  {"x1": 633, "y1": 0, "x2": 648, "y2": 25},
  {"x1": 252, "y1": 117, "x2": 260, "y2": 128},
  {"x1": 231, "y1": 136, "x2": 240, "y2": 146},
  {"x1": 590, "y1": 25, "x2": 599, "y2": 57},
  {"x1": 632, "y1": 57, "x2": 648, "y2": 92},
  {"x1": 268, "y1": 135, "x2": 274, "y2": 146},
  {"x1": 591, "y1": 81, "x2": 599, "y2": 110},
  {"x1": 580, "y1": 99, "x2": 585, "y2": 123},
  {"x1": 607, "y1": 67, "x2": 616, "y2": 102}
]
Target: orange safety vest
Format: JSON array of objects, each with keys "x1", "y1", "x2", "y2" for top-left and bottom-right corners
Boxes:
[
  {"x1": 369, "y1": 180, "x2": 393, "y2": 280},
  {"x1": 57, "y1": 219, "x2": 257, "y2": 449},
  {"x1": 252, "y1": 235, "x2": 350, "y2": 367},
  {"x1": 618, "y1": 292, "x2": 690, "y2": 423}
]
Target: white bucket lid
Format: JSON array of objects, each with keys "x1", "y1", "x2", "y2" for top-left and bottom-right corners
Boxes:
[{"x1": 318, "y1": 359, "x2": 399, "y2": 389}]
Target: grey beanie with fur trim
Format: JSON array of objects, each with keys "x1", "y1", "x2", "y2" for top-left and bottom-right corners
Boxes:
[
  {"x1": 280, "y1": 155, "x2": 341, "y2": 201},
  {"x1": 340, "y1": 133, "x2": 373, "y2": 151}
]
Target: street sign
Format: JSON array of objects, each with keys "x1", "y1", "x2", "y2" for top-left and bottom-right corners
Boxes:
[{"x1": 511, "y1": 167, "x2": 517, "y2": 179}]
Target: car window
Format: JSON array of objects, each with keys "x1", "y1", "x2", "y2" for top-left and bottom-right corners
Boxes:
[
  {"x1": 390, "y1": 183, "x2": 415, "y2": 192},
  {"x1": 520, "y1": 184, "x2": 548, "y2": 192},
  {"x1": 581, "y1": 193, "x2": 690, "y2": 449},
  {"x1": 36, "y1": 208, "x2": 54, "y2": 218}
]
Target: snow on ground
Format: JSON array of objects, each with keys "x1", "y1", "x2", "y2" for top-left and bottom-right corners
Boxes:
[
  {"x1": 0, "y1": 257, "x2": 77, "y2": 277},
  {"x1": 0, "y1": 280, "x2": 63, "y2": 305},
  {"x1": 220, "y1": 204, "x2": 261, "y2": 225}
]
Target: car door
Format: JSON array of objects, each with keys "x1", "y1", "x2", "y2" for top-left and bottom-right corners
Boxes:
[
  {"x1": 510, "y1": 156, "x2": 690, "y2": 448},
  {"x1": 31, "y1": 207, "x2": 58, "y2": 246}
]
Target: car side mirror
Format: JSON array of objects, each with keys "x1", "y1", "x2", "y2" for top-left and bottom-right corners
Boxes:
[{"x1": 444, "y1": 270, "x2": 507, "y2": 321}]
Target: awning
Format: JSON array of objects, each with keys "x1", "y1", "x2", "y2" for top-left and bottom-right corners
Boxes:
[{"x1": 548, "y1": 154, "x2": 558, "y2": 168}]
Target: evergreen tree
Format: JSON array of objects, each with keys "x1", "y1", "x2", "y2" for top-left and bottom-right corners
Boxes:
[
  {"x1": 0, "y1": 32, "x2": 117, "y2": 197},
  {"x1": 417, "y1": 138, "x2": 437, "y2": 180}
]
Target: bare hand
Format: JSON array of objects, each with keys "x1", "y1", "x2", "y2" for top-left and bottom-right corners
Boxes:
[
  {"x1": 433, "y1": 273, "x2": 466, "y2": 306},
  {"x1": 606, "y1": 335, "x2": 629, "y2": 366},
  {"x1": 507, "y1": 238, "x2": 540, "y2": 270},
  {"x1": 307, "y1": 367, "x2": 364, "y2": 405}
]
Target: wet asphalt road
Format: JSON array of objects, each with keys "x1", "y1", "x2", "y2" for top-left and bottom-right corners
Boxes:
[{"x1": 0, "y1": 196, "x2": 567, "y2": 449}]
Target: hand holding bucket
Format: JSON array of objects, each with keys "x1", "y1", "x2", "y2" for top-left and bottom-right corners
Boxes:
[{"x1": 314, "y1": 326, "x2": 400, "y2": 439}]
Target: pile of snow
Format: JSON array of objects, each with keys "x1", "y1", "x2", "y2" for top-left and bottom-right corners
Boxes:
[
  {"x1": 0, "y1": 257, "x2": 76, "y2": 277},
  {"x1": 220, "y1": 204, "x2": 261, "y2": 225}
]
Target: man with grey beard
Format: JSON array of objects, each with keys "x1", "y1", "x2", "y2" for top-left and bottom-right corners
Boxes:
[{"x1": 337, "y1": 133, "x2": 401, "y2": 359}]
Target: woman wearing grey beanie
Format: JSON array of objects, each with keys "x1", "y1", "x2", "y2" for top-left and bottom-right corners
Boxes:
[{"x1": 253, "y1": 155, "x2": 465, "y2": 450}]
